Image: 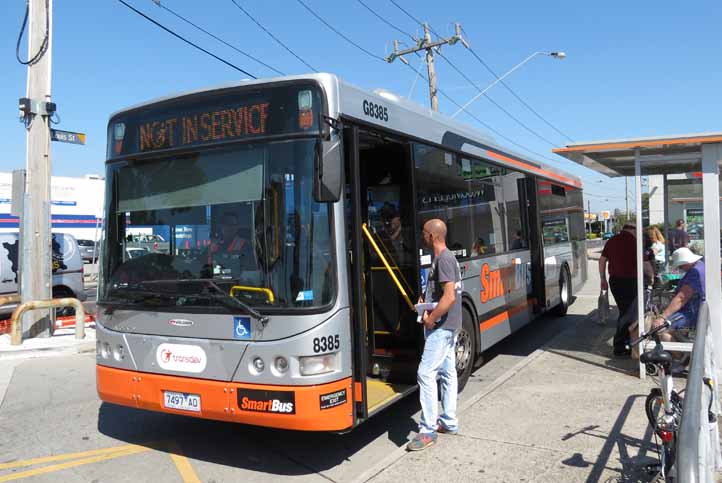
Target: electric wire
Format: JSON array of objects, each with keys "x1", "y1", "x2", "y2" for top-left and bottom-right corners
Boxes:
[
  {"x1": 356, "y1": 0, "x2": 415, "y2": 42},
  {"x1": 229, "y1": 0, "x2": 318, "y2": 73},
  {"x1": 400, "y1": 61, "x2": 554, "y2": 162},
  {"x1": 352, "y1": 1, "x2": 558, "y2": 162},
  {"x1": 117, "y1": 0, "x2": 257, "y2": 78},
  {"x1": 436, "y1": 51, "x2": 559, "y2": 147},
  {"x1": 388, "y1": 0, "x2": 574, "y2": 144},
  {"x1": 295, "y1": 0, "x2": 384, "y2": 62},
  {"x1": 153, "y1": 1, "x2": 284, "y2": 76},
  {"x1": 461, "y1": 27, "x2": 575, "y2": 142},
  {"x1": 16, "y1": 0, "x2": 49, "y2": 65}
]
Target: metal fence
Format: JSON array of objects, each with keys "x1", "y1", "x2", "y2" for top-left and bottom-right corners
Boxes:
[{"x1": 677, "y1": 302, "x2": 722, "y2": 481}]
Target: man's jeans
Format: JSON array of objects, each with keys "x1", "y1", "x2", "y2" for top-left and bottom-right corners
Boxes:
[{"x1": 418, "y1": 328, "x2": 458, "y2": 434}]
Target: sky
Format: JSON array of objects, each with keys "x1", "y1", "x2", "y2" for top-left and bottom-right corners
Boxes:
[{"x1": 3, "y1": 0, "x2": 722, "y2": 213}]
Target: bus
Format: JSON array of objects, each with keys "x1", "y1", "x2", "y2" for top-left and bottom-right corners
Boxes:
[{"x1": 96, "y1": 74, "x2": 586, "y2": 432}]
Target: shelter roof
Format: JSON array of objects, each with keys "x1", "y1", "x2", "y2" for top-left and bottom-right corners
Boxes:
[{"x1": 552, "y1": 132, "x2": 722, "y2": 177}]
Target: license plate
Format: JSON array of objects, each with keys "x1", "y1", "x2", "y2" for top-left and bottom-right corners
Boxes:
[{"x1": 163, "y1": 391, "x2": 201, "y2": 412}]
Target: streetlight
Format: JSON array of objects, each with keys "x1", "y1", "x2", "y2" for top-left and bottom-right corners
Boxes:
[{"x1": 451, "y1": 51, "x2": 566, "y2": 118}]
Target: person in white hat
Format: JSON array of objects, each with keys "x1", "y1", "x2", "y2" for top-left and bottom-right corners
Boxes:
[{"x1": 652, "y1": 247, "x2": 705, "y2": 343}]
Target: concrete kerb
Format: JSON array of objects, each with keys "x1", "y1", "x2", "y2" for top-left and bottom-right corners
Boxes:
[{"x1": 351, "y1": 349, "x2": 548, "y2": 483}]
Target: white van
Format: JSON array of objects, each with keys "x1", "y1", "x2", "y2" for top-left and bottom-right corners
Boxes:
[{"x1": 0, "y1": 233, "x2": 86, "y2": 315}]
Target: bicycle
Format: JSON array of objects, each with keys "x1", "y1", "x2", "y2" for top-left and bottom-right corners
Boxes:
[
  {"x1": 630, "y1": 319, "x2": 680, "y2": 480},
  {"x1": 630, "y1": 317, "x2": 715, "y2": 481}
]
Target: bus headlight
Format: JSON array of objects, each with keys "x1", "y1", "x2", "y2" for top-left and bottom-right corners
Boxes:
[
  {"x1": 112, "y1": 344, "x2": 125, "y2": 361},
  {"x1": 252, "y1": 357, "x2": 265, "y2": 373},
  {"x1": 274, "y1": 356, "x2": 289, "y2": 374},
  {"x1": 299, "y1": 353, "x2": 337, "y2": 376},
  {"x1": 100, "y1": 342, "x2": 111, "y2": 359}
]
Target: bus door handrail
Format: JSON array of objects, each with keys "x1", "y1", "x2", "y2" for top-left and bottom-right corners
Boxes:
[
  {"x1": 230, "y1": 286, "x2": 276, "y2": 304},
  {"x1": 361, "y1": 223, "x2": 415, "y2": 313}
]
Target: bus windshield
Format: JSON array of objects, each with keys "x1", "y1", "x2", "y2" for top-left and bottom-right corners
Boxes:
[{"x1": 100, "y1": 139, "x2": 334, "y2": 311}]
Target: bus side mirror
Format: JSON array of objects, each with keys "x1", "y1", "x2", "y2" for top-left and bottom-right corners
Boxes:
[{"x1": 314, "y1": 138, "x2": 342, "y2": 203}]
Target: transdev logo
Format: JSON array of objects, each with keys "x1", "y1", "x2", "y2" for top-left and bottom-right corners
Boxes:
[{"x1": 156, "y1": 343, "x2": 207, "y2": 373}]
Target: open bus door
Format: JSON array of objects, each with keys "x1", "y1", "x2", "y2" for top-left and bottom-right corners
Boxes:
[
  {"x1": 344, "y1": 125, "x2": 419, "y2": 424},
  {"x1": 520, "y1": 177, "x2": 546, "y2": 312}
]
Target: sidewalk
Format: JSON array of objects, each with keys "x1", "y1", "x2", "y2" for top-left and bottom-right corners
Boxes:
[{"x1": 363, "y1": 300, "x2": 661, "y2": 482}]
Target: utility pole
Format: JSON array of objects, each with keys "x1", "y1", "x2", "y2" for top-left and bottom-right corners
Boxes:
[
  {"x1": 19, "y1": 0, "x2": 54, "y2": 338},
  {"x1": 625, "y1": 176, "x2": 630, "y2": 220},
  {"x1": 587, "y1": 199, "x2": 592, "y2": 235},
  {"x1": 385, "y1": 23, "x2": 467, "y2": 112}
]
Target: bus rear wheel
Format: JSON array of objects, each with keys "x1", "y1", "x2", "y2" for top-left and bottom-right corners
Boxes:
[
  {"x1": 456, "y1": 308, "x2": 476, "y2": 392},
  {"x1": 552, "y1": 266, "x2": 571, "y2": 316}
]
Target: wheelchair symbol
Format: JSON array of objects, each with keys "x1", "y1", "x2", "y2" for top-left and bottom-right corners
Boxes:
[{"x1": 233, "y1": 317, "x2": 251, "y2": 340}]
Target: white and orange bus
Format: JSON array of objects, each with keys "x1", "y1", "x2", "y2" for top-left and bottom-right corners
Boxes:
[{"x1": 96, "y1": 74, "x2": 586, "y2": 431}]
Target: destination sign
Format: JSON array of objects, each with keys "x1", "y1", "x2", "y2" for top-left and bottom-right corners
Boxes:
[
  {"x1": 108, "y1": 84, "x2": 323, "y2": 158},
  {"x1": 137, "y1": 102, "x2": 269, "y2": 151}
]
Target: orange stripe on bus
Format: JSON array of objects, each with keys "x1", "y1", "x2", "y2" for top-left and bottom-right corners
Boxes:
[
  {"x1": 484, "y1": 150, "x2": 583, "y2": 189},
  {"x1": 479, "y1": 298, "x2": 533, "y2": 332},
  {"x1": 552, "y1": 135, "x2": 722, "y2": 153}
]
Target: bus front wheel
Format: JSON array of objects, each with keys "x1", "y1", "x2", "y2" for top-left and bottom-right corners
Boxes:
[{"x1": 456, "y1": 308, "x2": 476, "y2": 392}]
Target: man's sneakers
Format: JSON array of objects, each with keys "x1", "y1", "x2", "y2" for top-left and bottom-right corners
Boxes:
[
  {"x1": 406, "y1": 433, "x2": 437, "y2": 451},
  {"x1": 436, "y1": 422, "x2": 458, "y2": 435}
]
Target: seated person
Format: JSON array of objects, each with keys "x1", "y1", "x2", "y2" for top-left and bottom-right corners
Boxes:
[
  {"x1": 205, "y1": 213, "x2": 255, "y2": 276},
  {"x1": 511, "y1": 230, "x2": 525, "y2": 250},
  {"x1": 651, "y1": 247, "x2": 705, "y2": 342},
  {"x1": 472, "y1": 237, "x2": 487, "y2": 256}
]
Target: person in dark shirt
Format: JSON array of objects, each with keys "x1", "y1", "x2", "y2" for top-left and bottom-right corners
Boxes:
[
  {"x1": 668, "y1": 219, "x2": 689, "y2": 253},
  {"x1": 599, "y1": 224, "x2": 638, "y2": 356}
]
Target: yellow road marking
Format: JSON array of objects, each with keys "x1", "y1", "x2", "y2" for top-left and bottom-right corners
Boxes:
[
  {"x1": 0, "y1": 446, "x2": 150, "y2": 482},
  {"x1": 0, "y1": 444, "x2": 146, "y2": 470},
  {"x1": 167, "y1": 443, "x2": 201, "y2": 483}
]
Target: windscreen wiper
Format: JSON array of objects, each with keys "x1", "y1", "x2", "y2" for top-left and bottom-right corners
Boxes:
[
  {"x1": 202, "y1": 280, "x2": 270, "y2": 326},
  {"x1": 141, "y1": 279, "x2": 270, "y2": 325}
]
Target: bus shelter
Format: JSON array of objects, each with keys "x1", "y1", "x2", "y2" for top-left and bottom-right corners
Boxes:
[{"x1": 553, "y1": 133, "x2": 722, "y2": 379}]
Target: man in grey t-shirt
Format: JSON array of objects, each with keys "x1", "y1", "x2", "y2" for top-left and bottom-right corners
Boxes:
[{"x1": 407, "y1": 219, "x2": 462, "y2": 452}]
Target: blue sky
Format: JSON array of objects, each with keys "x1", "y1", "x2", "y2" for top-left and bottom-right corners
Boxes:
[{"x1": 3, "y1": 0, "x2": 722, "y2": 213}]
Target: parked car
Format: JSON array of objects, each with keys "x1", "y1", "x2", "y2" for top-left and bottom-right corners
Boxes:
[
  {"x1": 125, "y1": 233, "x2": 170, "y2": 254},
  {"x1": 77, "y1": 238, "x2": 98, "y2": 263},
  {"x1": 126, "y1": 247, "x2": 149, "y2": 259},
  {"x1": 0, "y1": 232, "x2": 86, "y2": 316},
  {"x1": 602, "y1": 232, "x2": 614, "y2": 240}
]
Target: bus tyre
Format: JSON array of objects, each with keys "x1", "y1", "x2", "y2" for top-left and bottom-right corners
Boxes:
[
  {"x1": 552, "y1": 266, "x2": 571, "y2": 316},
  {"x1": 456, "y1": 308, "x2": 476, "y2": 392}
]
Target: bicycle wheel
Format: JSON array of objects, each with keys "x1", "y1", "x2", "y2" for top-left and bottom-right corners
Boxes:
[
  {"x1": 645, "y1": 388, "x2": 664, "y2": 431},
  {"x1": 645, "y1": 389, "x2": 683, "y2": 433}
]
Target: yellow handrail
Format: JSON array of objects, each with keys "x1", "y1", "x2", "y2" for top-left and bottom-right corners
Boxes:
[
  {"x1": 230, "y1": 286, "x2": 276, "y2": 304},
  {"x1": 361, "y1": 223, "x2": 415, "y2": 312}
]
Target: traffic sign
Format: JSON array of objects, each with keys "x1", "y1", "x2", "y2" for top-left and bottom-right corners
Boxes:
[{"x1": 51, "y1": 129, "x2": 86, "y2": 145}]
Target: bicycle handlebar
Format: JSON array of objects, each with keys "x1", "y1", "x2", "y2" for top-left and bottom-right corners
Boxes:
[{"x1": 628, "y1": 319, "x2": 671, "y2": 347}]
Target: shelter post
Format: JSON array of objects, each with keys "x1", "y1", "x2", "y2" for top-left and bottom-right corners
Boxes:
[
  {"x1": 634, "y1": 148, "x2": 645, "y2": 379},
  {"x1": 701, "y1": 143, "x2": 722, "y2": 376}
]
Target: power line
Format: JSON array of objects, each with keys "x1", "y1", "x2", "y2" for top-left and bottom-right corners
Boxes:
[
  {"x1": 229, "y1": 0, "x2": 318, "y2": 73},
  {"x1": 436, "y1": 51, "x2": 559, "y2": 147},
  {"x1": 401, "y1": 61, "x2": 556, "y2": 162},
  {"x1": 16, "y1": 0, "x2": 49, "y2": 65},
  {"x1": 388, "y1": 0, "x2": 426, "y2": 31},
  {"x1": 117, "y1": 0, "x2": 256, "y2": 78},
  {"x1": 460, "y1": 27, "x2": 575, "y2": 143},
  {"x1": 356, "y1": 0, "x2": 415, "y2": 42},
  {"x1": 295, "y1": 0, "x2": 384, "y2": 62},
  {"x1": 153, "y1": 0, "x2": 284, "y2": 76},
  {"x1": 388, "y1": 0, "x2": 575, "y2": 144}
]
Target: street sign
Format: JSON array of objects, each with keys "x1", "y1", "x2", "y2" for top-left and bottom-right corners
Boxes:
[
  {"x1": 601, "y1": 210, "x2": 611, "y2": 220},
  {"x1": 50, "y1": 129, "x2": 86, "y2": 145}
]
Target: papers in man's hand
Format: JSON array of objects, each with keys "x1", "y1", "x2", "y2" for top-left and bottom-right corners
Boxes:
[{"x1": 415, "y1": 302, "x2": 437, "y2": 323}]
